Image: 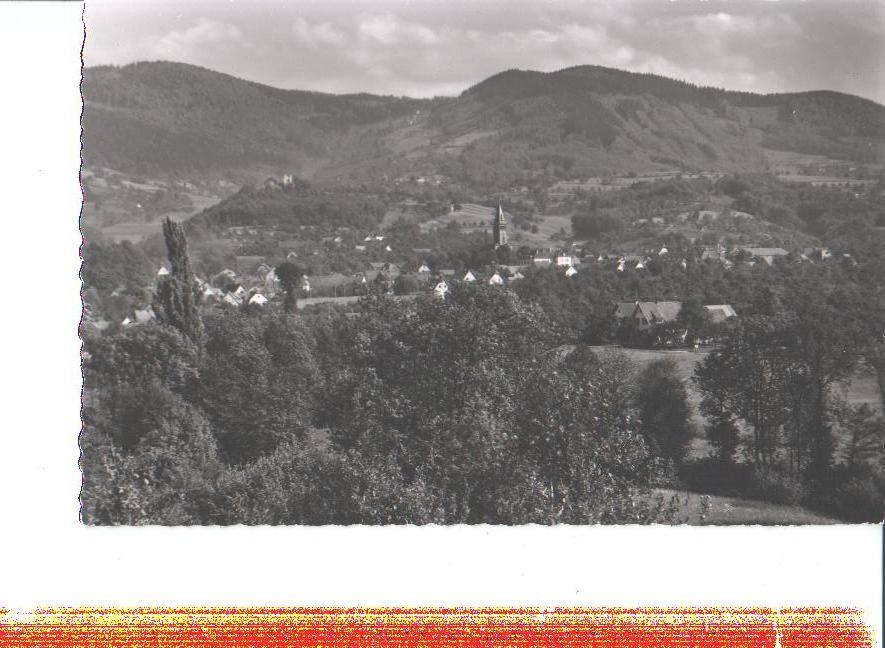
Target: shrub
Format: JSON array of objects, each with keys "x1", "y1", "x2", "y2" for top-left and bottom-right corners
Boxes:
[
  {"x1": 809, "y1": 464, "x2": 885, "y2": 523},
  {"x1": 746, "y1": 466, "x2": 807, "y2": 505},
  {"x1": 679, "y1": 457, "x2": 752, "y2": 497}
]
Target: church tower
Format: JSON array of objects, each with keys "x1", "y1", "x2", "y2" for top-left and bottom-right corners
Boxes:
[{"x1": 492, "y1": 202, "x2": 507, "y2": 247}]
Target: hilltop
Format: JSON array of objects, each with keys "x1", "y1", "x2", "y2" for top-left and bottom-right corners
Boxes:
[{"x1": 82, "y1": 61, "x2": 885, "y2": 189}]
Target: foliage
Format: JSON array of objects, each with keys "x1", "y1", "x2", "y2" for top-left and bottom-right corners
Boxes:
[
  {"x1": 84, "y1": 323, "x2": 199, "y2": 395},
  {"x1": 275, "y1": 262, "x2": 307, "y2": 312},
  {"x1": 636, "y1": 359, "x2": 693, "y2": 464},
  {"x1": 81, "y1": 240, "x2": 155, "y2": 293},
  {"x1": 152, "y1": 217, "x2": 204, "y2": 344}
]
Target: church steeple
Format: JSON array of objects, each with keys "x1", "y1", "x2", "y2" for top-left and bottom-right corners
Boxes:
[{"x1": 492, "y1": 201, "x2": 507, "y2": 247}]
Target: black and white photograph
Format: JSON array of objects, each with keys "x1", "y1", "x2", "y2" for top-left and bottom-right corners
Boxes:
[{"x1": 78, "y1": 0, "x2": 885, "y2": 526}]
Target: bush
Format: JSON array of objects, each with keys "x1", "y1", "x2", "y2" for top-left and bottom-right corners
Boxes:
[
  {"x1": 809, "y1": 464, "x2": 885, "y2": 523},
  {"x1": 746, "y1": 466, "x2": 807, "y2": 505},
  {"x1": 679, "y1": 457, "x2": 752, "y2": 497}
]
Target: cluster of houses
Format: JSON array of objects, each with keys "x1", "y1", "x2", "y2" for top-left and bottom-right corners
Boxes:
[
  {"x1": 590, "y1": 244, "x2": 846, "y2": 272},
  {"x1": 613, "y1": 300, "x2": 738, "y2": 346},
  {"x1": 93, "y1": 203, "x2": 842, "y2": 337}
]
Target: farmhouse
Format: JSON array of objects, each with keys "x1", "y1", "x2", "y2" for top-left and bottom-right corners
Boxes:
[
  {"x1": 704, "y1": 304, "x2": 738, "y2": 324},
  {"x1": 614, "y1": 301, "x2": 683, "y2": 332},
  {"x1": 741, "y1": 247, "x2": 789, "y2": 266}
]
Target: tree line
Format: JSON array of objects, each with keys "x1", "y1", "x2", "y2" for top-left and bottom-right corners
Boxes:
[{"x1": 80, "y1": 218, "x2": 884, "y2": 523}]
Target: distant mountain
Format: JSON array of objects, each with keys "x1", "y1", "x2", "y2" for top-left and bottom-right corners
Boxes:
[
  {"x1": 82, "y1": 61, "x2": 885, "y2": 186},
  {"x1": 82, "y1": 61, "x2": 434, "y2": 177}
]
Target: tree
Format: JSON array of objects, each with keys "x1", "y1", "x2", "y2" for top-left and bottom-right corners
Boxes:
[
  {"x1": 197, "y1": 312, "x2": 302, "y2": 463},
  {"x1": 836, "y1": 403, "x2": 885, "y2": 471},
  {"x1": 84, "y1": 323, "x2": 200, "y2": 396},
  {"x1": 782, "y1": 292, "x2": 864, "y2": 479},
  {"x1": 693, "y1": 317, "x2": 788, "y2": 466},
  {"x1": 80, "y1": 382, "x2": 221, "y2": 525},
  {"x1": 693, "y1": 350, "x2": 740, "y2": 464},
  {"x1": 678, "y1": 298, "x2": 707, "y2": 342},
  {"x1": 636, "y1": 359, "x2": 693, "y2": 464},
  {"x1": 153, "y1": 218, "x2": 204, "y2": 344},
  {"x1": 393, "y1": 274, "x2": 420, "y2": 295},
  {"x1": 275, "y1": 262, "x2": 307, "y2": 313}
]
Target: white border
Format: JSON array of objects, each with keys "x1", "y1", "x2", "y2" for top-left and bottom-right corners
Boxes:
[{"x1": 0, "y1": 4, "x2": 879, "y2": 645}]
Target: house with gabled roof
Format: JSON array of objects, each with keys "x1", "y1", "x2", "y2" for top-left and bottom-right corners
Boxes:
[
  {"x1": 704, "y1": 304, "x2": 737, "y2": 324},
  {"x1": 432, "y1": 279, "x2": 449, "y2": 299},
  {"x1": 741, "y1": 246, "x2": 788, "y2": 266},
  {"x1": 614, "y1": 301, "x2": 683, "y2": 333},
  {"x1": 222, "y1": 292, "x2": 242, "y2": 307}
]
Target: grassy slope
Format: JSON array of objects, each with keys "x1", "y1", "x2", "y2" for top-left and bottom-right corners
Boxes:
[{"x1": 655, "y1": 489, "x2": 840, "y2": 525}]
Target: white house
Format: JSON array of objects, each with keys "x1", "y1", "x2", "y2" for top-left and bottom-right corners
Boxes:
[
  {"x1": 463, "y1": 270, "x2": 477, "y2": 282},
  {"x1": 564, "y1": 266, "x2": 578, "y2": 277},
  {"x1": 157, "y1": 266, "x2": 170, "y2": 277},
  {"x1": 222, "y1": 293, "x2": 241, "y2": 307},
  {"x1": 418, "y1": 262, "x2": 431, "y2": 273},
  {"x1": 264, "y1": 269, "x2": 279, "y2": 296},
  {"x1": 488, "y1": 272, "x2": 504, "y2": 285},
  {"x1": 248, "y1": 293, "x2": 268, "y2": 306},
  {"x1": 433, "y1": 280, "x2": 449, "y2": 299}
]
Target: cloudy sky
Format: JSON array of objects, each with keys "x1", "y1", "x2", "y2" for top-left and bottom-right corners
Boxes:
[{"x1": 84, "y1": 0, "x2": 885, "y2": 103}]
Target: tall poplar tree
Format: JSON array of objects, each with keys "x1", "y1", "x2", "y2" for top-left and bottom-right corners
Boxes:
[{"x1": 153, "y1": 217, "x2": 204, "y2": 345}]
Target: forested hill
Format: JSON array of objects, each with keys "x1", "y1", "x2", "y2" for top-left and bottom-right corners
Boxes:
[
  {"x1": 82, "y1": 60, "x2": 885, "y2": 185},
  {"x1": 81, "y1": 61, "x2": 436, "y2": 176}
]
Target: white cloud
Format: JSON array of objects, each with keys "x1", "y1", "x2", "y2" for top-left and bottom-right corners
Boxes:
[
  {"x1": 154, "y1": 19, "x2": 242, "y2": 59},
  {"x1": 357, "y1": 13, "x2": 440, "y2": 45},
  {"x1": 84, "y1": 0, "x2": 885, "y2": 103},
  {"x1": 292, "y1": 17, "x2": 347, "y2": 48}
]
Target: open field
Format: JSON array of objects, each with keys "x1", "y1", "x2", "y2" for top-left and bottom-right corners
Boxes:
[
  {"x1": 419, "y1": 203, "x2": 498, "y2": 233},
  {"x1": 655, "y1": 488, "x2": 841, "y2": 525},
  {"x1": 776, "y1": 175, "x2": 876, "y2": 188},
  {"x1": 101, "y1": 192, "x2": 222, "y2": 243}
]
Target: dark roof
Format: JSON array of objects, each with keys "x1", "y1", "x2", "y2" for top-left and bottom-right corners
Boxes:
[
  {"x1": 308, "y1": 273, "x2": 352, "y2": 289},
  {"x1": 614, "y1": 302, "x2": 638, "y2": 318},
  {"x1": 636, "y1": 301, "x2": 682, "y2": 323},
  {"x1": 704, "y1": 304, "x2": 737, "y2": 323}
]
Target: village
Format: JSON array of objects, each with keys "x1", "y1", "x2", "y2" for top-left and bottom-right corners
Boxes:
[{"x1": 88, "y1": 191, "x2": 860, "y2": 353}]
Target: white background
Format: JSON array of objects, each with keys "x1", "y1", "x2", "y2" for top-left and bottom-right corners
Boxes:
[{"x1": 0, "y1": 1, "x2": 880, "y2": 641}]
